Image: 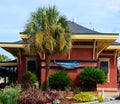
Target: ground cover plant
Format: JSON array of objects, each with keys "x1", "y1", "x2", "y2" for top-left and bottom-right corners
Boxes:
[
  {"x1": 71, "y1": 92, "x2": 104, "y2": 102},
  {"x1": 0, "y1": 85, "x2": 21, "y2": 104},
  {"x1": 0, "y1": 84, "x2": 104, "y2": 104},
  {"x1": 18, "y1": 87, "x2": 65, "y2": 104}
]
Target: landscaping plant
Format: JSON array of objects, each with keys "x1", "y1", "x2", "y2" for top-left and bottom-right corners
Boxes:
[
  {"x1": 79, "y1": 67, "x2": 106, "y2": 91},
  {"x1": 49, "y1": 70, "x2": 72, "y2": 90},
  {"x1": 18, "y1": 87, "x2": 64, "y2": 104},
  {"x1": 71, "y1": 92, "x2": 104, "y2": 102},
  {"x1": 21, "y1": 71, "x2": 38, "y2": 90},
  {"x1": 0, "y1": 85, "x2": 21, "y2": 104}
]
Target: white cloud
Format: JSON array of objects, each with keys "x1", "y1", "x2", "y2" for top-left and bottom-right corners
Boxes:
[{"x1": 106, "y1": 0, "x2": 120, "y2": 12}]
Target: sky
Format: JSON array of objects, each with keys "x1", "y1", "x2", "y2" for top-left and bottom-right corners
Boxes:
[{"x1": 1, "y1": 0, "x2": 120, "y2": 59}]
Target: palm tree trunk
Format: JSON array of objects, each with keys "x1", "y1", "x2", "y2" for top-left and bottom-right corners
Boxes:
[{"x1": 45, "y1": 52, "x2": 50, "y2": 90}]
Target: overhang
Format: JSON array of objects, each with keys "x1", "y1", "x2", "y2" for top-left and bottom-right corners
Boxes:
[
  {"x1": 71, "y1": 33, "x2": 119, "y2": 51},
  {"x1": 107, "y1": 44, "x2": 120, "y2": 57},
  {"x1": 0, "y1": 43, "x2": 25, "y2": 57}
]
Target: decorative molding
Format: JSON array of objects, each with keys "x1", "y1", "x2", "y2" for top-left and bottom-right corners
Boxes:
[
  {"x1": 97, "y1": 88, "x2": 118, "y2": 91},
  {"x1": 0, "y1": 62, "x2": 18, "y2": 66},
  {"x1": 93, "y1": 40, "x2": 96, "y2": 59},
  {"x1": 71, "y1": 34, "x2": 118, "y2": 40},
  {"x1": 72, "y1": 45, "x2": 94, "y2": 48},
  {"x1": 0, "y1": 44, "x2": 24, "y2": 48},
  {"x1": 99, "y1": 53, "x2": 114, "y2": 56}
]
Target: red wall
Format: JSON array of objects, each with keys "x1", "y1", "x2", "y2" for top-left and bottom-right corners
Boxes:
[
  {"x1": 17, "y1": 43, "x2": 118, "y2": 92},
  {"x1": 71, "y1": 48, "x2": 93, "y2": 60},
  {"x1": 97, "y1": 53, "x2": 118, "y2": 91},
  {"x1": 40, "y1": 47, "x2": 94, "y2": 86}
]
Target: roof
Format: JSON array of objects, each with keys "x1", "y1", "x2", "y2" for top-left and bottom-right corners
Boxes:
[
  {"x1": 68, "y1": 21, "x2": 100, "y2": 34},
  {"x1": 0, "y1": 40, "x2": 23, "y2": 44},
  {"x1": 112, "y1": 42, "x2": 120, "y2": 45},
  {"x1": 0, "y1": 21, "x2": 119, "y2": 57}
]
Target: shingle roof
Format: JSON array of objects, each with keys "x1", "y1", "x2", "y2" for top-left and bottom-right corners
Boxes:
[
  {"x1": 68, "y1": 21, "x2": 100, "y2": 34},
  {"x1": 112, "y1": 42, "x2": 120, "y2": 45},
  {"x1": 0, "y1": 21, "x2": 117, "y2": 44},
  {"x1": 13, "y1": 40, "x2": 23, "y2": 44},
  {"x1": 0, "y1": 40, "x2": 23, "y2": 44}
]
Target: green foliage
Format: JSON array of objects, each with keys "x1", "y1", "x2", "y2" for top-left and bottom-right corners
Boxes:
[
  {"x1": 21, "y1": 71, "x2": 38, "y2": 90},
  {"x1": 53, "y1": 99, "x2": 61, "y2": 104},
  {"x1": 0, "y1": 54, "x2": 11, "y2": 62},
  {"x1": 24, "y1": 5, "x2": 72, "y2": 90},
  {"x1": 24, "y1": 5, "x2": 72, "y2": 55},
  {"x1": 0, "y1": 85, "x2": 21, "y2": 104},
  {"x1": 49, "y1": 71, "x2": 72, "y2": 90},
  {"x1": 0, "y1": 101, "x2": 2, "y2": 104},
  {"x1": 79, "y1": 67, "x2": 107, "y2": 91},
  {"x1": 71, "y1": 92, "x2": 104, "y2": 102}
]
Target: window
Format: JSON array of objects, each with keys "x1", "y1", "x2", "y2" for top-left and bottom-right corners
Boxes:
[
  {"x1": 26, "y1": 58, "x2": 37, "y2": 73},
  {"x1": 100, "y1": 61, "x2": 108, "y2": 73},
  {"x1": 99, "y1": 58, "x2": 110, "y2": 82}
]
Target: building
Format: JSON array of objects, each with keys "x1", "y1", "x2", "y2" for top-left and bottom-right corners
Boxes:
[{"x1": 0, "y1": 21, "x2": 120, "y2": 93}]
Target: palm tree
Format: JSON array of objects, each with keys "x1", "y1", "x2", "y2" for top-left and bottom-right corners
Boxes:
[{"x1": 24, "y1": 6, "x2": 72, "y2": 89}]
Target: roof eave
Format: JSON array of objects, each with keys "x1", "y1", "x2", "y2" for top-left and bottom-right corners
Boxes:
[{"x1": 71, "y1": 33, "x2": 119, "y2": 40}]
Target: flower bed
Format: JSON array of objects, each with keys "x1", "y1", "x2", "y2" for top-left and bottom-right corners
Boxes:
[{"x1": 0, "y1": 85, "x2": 104, "y2": 104}]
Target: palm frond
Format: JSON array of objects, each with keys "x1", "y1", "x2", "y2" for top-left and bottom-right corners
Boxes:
[
  {"x1": 59, "y1": 34, "x2": 66, "y2": 51},
  {"x1": 24, "y1": 21, "x2": 37, "y2": 35},
  {"x1": 51, "y1": 24, "x2": 65, "y2": 39},
  {"x1": 47, "y1": 5, "x2": 59, "y2": 25},
  {"x1": 35, "y1": 32, "x2": 44, "y2": 51},
  {"x1": 43, "y1": 33, "x2": 55, "y2": 54},
  {"x1": 58, "y1": 16, "x2": 72, "y2": 33}
]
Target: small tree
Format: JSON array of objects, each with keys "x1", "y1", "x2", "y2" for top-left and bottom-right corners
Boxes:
[
  {"x1": 0, "y1": 54, "x2": 11, "y2": 62},
  {"x1": 49, "y1": 71, "x2": 72, "y2": 90},
  {"x1": 24, "y1": 6, "x2": 72, "y2": 90},
  {"x1": 21, "y1": 71, "x2": 38, "y2": 90},
  {"x1": 79, "y1": 67, "x2": 106, "y2": 91}
]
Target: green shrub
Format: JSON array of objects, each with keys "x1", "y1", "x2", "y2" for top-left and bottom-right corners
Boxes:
[
  {"x1": 49, "y1": 70, "x2": 72, "y2": 90},
  {"x1": 79, "y1": 67, "x2": 106, "y2": 91},
  {"x1": 0, "y1": 85, "x2": 21, "y2": 104},
  {"x1": 71, "y1": 92, "x2": 104, "y2": 102},
  {"x1": 21, "y1": 71, "x2": 38, "y2": 90}
]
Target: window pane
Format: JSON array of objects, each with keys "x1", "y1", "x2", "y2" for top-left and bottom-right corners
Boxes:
[
  {"x1": 100, "y1": 61, "x2": 108, "y2": 73},
  {"x1": 27, "y1": 60, "x2": 36, "y2": 72}
]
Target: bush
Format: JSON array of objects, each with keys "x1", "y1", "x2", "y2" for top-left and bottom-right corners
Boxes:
[
  {"x1": 0, "y1": 85, "x2": 21, "y2": 104},
  {"x1": 21, "y1": 71, "x2": 38, "y2": 90},
  {"x1": 71, "y1": 92, "x2": 104, "y2": 102},
  {"x1": 49, "y1": 70, "x2": 72, "y2": 90},
  {"x1": 18, "y1": 87, "x2": 64, "y2": 104},
  {"x1": 79, "y1": 67, "x2": 106, "y2": 91}
]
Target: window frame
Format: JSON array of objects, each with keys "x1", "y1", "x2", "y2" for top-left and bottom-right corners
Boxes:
[{"x1": 99, "y1": 58, "x2": 110, "y2": 82}]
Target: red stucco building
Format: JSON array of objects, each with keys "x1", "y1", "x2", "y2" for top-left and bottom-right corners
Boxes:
[{"x1": 0, "y1": 21, "x2": 120, "y2": 93}]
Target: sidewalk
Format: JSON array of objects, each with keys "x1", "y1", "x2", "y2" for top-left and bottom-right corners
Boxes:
[
  {"x1": 99, "y1": 91, "x2": 120, "y2": 104},
  {"x1": 98, "y1": 91, "x2": 119, "y2": 98}
]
